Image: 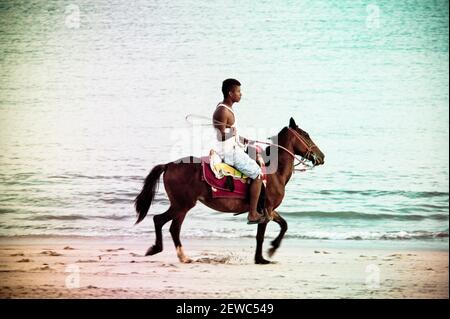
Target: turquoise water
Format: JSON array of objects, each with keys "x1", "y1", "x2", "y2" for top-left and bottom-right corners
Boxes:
[{"x1": 0, "y1": 1, "x2": 448, "y2": 248}]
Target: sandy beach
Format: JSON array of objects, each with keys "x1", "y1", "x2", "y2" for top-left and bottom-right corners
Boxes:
[{"x1": 0, "y1": 236, "x2": 447, "y2": 299}]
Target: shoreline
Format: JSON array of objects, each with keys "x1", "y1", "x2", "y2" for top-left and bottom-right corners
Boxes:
[
  {"x1": 0, "y1": 236, "x2": 448, "y2": 299},
  {"x1": 1, "y1": 234, "x2": 447, "y2": 251}
]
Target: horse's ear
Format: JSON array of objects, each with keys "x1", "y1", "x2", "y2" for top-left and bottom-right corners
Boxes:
[{"x1": 289, "y1": 117, "x2": 297, "y2": 128}]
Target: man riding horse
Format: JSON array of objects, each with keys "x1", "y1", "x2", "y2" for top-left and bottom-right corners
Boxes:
[
  {"x1": 134, "y1": 80, "x2": 325, "y2": 263},
  {"x1": 212, "y1": 78, "x2": 267, "y2": 224}
]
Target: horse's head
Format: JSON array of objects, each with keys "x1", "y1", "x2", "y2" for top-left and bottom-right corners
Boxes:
[{"x1": 286, "y1": 117, "x2": 325, "y2": 166}]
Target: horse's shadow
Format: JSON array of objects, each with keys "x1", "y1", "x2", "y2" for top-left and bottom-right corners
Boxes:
[
  {"x1": 193, "y1": 252, "x2": 278, "y2": 265},
  {"x1": 194, "y1": 256, "x2": 232, "y2": 264},
  {"x1": 193, "y1": 252, "x2": 243, "y2": 265}
]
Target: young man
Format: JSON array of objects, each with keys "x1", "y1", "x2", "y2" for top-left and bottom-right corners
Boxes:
[{"x1": 212, "y1": 79, "x2": 265, "y2": 224}]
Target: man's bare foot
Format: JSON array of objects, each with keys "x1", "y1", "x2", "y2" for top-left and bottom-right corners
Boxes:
[
  {"x1": 247, "y1": 213, "x2": 266, "y2": 225},
  {"x1": 262, "y1": 208, "x2": 274, "y2": 221}
]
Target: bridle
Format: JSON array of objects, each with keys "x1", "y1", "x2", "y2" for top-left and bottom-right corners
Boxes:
[
  {"x1": 287, "y1": 127, "x2": 320, "y2": 170},
  {"x1": 250, "y1": 128, "x2": 318, "y2": 172},
  {"x1": 185, "y1": 113, "x2": 319, "y2": 172}
]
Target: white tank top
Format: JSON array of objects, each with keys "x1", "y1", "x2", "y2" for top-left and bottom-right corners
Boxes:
[{"x1": 214, "y1": 103, "x2": 244, "y2": 156}]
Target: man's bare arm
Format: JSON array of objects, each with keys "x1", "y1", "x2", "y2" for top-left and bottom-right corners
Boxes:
[{"x1": 213, "y1": 109, "x2": 235, "y2": 142}]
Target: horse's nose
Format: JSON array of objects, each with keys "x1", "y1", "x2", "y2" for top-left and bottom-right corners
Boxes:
[
  {"x1": 320, "y1": 154, "x2": 325, "y2": 165},
  {"x1": 316, "y1": 156, "x2": 324, "y2": 166}
]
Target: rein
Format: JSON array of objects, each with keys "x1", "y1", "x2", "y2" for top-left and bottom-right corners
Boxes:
[
  {"x1": 248, "y1": 128, "x2": 316, "y2": 172},
  {"x1": 185, "y1": 114, "x2": 316, "y2": 172}
]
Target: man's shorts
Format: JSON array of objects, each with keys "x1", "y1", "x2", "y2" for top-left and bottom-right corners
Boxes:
[{"x1": 223, "y1": 146, "x2": 262, "y2": 180}]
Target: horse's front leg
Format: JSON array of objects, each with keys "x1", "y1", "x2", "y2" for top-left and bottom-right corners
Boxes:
[
  {"x1": 267, "y1": 211, "x2": 288, "y2": 258},
  {"x1": 254, "y1": 222, "x2": 271, "y2": 264}
]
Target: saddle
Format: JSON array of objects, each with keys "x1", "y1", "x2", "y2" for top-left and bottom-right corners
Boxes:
[
  {"x1": 201, "y1": 146, "x2": 267, "y2": 202},
  {"x1": 201, "y1": 155, "x2": 249, "y2": 199}
]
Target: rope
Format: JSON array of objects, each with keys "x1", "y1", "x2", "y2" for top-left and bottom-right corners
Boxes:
[{"x1": 184, "y1": 113, "x2": 316, "y2": 172}]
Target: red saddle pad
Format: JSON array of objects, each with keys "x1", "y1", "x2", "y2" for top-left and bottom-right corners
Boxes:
[{"x1": 201, "y1": 156, "x2": 249, "y2": 199}]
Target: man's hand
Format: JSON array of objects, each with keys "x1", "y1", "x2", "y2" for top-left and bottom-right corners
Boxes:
[{"x1": 239, "y1": 136, "x2": 250, "y2": 146}]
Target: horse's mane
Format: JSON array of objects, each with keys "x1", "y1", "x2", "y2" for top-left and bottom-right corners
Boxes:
[
  {"x1": 262, "y1": 126, "x2": 288, "y2": 165},
  {"x1": 267, "y1": 126, "x2": 288, "y2": 144},
  {"x1": 277, "y1": 126, "x2": 289, "y2": 138}
]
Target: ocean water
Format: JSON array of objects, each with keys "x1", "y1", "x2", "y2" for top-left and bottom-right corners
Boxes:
[{"x1": 0, "y1": 0, "x2": 448, "y2": 249}]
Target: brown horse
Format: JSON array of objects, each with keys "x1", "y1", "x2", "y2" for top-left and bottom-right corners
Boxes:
[{"x1": 134, "y1": 117, "x2": 324, "y2": 264}]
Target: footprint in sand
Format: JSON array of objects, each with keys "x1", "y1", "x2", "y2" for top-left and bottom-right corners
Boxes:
[
  {"x1": 104, "y1": 248, "x2": 125, "y2": 252},
  {"x1": 161, "y1": 263, "x2": 178, "y2": 268},
  {"x1": 32, "y1": 265, "x2": 53, "y2": 271},
  {"x1": 10, "y1": 253, "x2": 25, "y2": 257},
  {"x1": 63, "y1": 246, "x2": 75, "y2": 250},
  {"x1": 76, "y1": 259, "x2": 98, "y2": 263},
  {"x1": 17, "y1": 258, "x2": 32, "y2": 263},
  {"x1": 40, "y1": 250, "x2": 62, "y2": 257}
]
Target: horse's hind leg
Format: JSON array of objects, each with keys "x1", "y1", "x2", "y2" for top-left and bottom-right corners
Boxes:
[
  {"x1": 267, "y1": 211, "x2": 288, "y2": 258},
  {"x1": 145, "y1": 207, "x2": 175, "y2": 256},
  {"x1": 169, "y1": 205, "x2": 195, "y2": 263},
  {"x1": 255, "y1": 222, "x2": 271, "y2": 264}
]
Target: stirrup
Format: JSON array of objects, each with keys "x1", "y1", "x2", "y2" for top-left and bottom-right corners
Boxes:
[{"x1": 247, "y1": 215, "x2": 267, "y2": 225}]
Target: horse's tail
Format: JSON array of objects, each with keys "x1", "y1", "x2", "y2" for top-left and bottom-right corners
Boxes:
[{"x1": 134, "y1": 164, "x2": 167, "y2": 224}]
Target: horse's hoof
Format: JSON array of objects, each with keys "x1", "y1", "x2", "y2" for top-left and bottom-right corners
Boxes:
[
  {"x1": 145, "y1": 245, "x2": 162, "y2": 256},
  {"x1": 267, "y1": 247, "x2": 276, "y2": 258},
  {"x1": 255, "y1": 257, "x2": 272, "y2": 264},
  {"x1": 180, "y1": 257, "x2": 193, "y2": 264},
  {"x1": 176, "y1": 246, "x2": 192, "y2": 263}
]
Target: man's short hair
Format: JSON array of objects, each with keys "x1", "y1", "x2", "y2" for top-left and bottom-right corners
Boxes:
[{"x1": 222, "y1": 78, "x2": 241, "y2": 98}]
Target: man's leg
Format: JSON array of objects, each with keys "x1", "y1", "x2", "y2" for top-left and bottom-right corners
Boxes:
[
  {"x1": 233, "y1": 147, "x2": 265, "y2": 224},
  {"x1": 224, "y1": 147, "x2": 266, "y2": 224},
  {"x1": 248, "y1": 176, "x2": 264, "y2": 223}
]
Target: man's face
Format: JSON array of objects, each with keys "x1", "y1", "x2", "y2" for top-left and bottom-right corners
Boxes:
[{"x1": 229, "y1": 85, "x2": 242, "y2": 103}]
